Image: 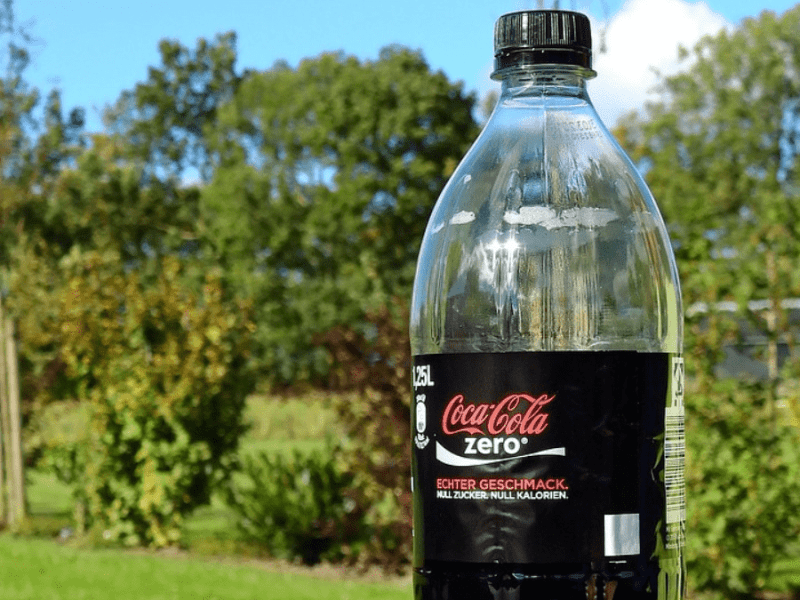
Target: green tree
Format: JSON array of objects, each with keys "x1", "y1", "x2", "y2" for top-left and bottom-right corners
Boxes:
[
  {"x1": 616, "y1": 7, "x2": 800, "y2": 598},
  {"x1": 7, "y1": 136, "x2": 257, "y2": 547},
  {"x1": 197, "y1": 46, "x2": 478, "y2": 565},
  {"x1": 684, "y1": 380, "x2": 800, "y2": 599},
  {"x1": 203, "y1": 47, "x2": 479, "y2": 383},
  {"x1": 106, "y1": 31, "x2": 240, "y2": 182},
  {"x1": 0, "y1": 0, "x2": 38, "y2": 184},
  {"x1": 1, "y1": 28, "x2": 226, "y2": 419},
  {"x1": 8, "y1": 138, "x2": 199, "y2": 420},
  {"x1": 617, "y1": 7, "x2": 800, "y2": 343},
  {"x1": 0, "y1": 0, "x2": 88, "y2": 423},
  {"x1": 1, "y1": 0, "x2": 83, "y2": 262}
]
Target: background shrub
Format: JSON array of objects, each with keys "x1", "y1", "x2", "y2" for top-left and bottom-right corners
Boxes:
[
  {"x1": 685, "y1": 378, "x2": 800, "y2": 599},
  {"x1": 225, "y1": 445, "x2": 364, "y2": 565},
  {"x1": 319, "y1": 304, "x2": 411, "y2": 571},
  {"x1": 55, "y1": 251, "x2": 254, "y2": 547}
]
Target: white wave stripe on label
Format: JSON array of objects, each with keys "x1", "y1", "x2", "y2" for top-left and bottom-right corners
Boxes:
[{"x1": 436, "y1": 442, "x2": 566, "y2": 467}]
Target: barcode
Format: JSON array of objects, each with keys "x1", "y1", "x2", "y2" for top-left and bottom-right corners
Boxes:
[
  {"x1": 665, "y1": 406, "x2": 685, "y2": 524},
  {"x1": 665, "y1": 357, "x2": 685, "y2": 548},
  {"x1": 665, "y1": 355, "x2": 686, "y2": 550}
]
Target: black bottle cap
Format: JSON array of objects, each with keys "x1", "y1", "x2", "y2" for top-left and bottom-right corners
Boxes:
[{"x1": 493, "y1": 10, "x2": 593, "y2": 74}]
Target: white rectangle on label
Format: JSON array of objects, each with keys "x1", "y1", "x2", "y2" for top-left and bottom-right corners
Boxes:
[{"x1": 604, "y1": 513, "x2": 640, "y2": 556}]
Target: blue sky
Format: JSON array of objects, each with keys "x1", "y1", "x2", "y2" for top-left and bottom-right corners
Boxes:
[{"x1": 15, "y1": 0, "x2": 800, "y2": 131}]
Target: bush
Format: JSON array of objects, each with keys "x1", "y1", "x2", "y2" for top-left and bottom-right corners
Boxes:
[
  {"x1": 319, "y1": 304, "x2": 412, "y2": 571},
  {"x1": 55, "y1": 251, "x2": 254, "y2": 547},
  {"x1": 686, "y1": 378, "x2": 800, "y2": 599},
  {"x1": 225, "y1": 445, "x2": 364, "y2": 565}
]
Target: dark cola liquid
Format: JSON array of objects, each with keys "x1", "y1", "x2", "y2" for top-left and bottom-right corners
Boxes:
[
  {"x1": 414, "y1": 561, "x2": 684, "y2": 600},
  {"x1": 411, "y1": 352, "x2": 685, "y2": 600}
]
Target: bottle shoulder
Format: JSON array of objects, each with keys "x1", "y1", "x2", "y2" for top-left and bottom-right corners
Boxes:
[
  {"x1": 410, "y1": 104, "x2": 682, "y2": 356},
  {"x1": 426, "y1": 105, "x2": 663, "y2": 244}
]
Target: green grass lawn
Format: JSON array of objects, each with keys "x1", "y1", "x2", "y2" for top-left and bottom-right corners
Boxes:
[
  {"x1": 0, "y1": 534, "x2": 409, "y2": 600},
  {"x1": 27, "y1": 469, "x2": 74, "y2": 516}
]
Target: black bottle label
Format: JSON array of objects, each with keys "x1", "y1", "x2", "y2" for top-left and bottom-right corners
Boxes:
[{"x1": 412, "y1": 351, "x2": 685, "y2": 567}]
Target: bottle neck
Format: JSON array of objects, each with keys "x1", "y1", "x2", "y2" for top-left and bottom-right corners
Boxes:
[{"x1": 494, "y1": 65, "x2": 595, "y2": 102}]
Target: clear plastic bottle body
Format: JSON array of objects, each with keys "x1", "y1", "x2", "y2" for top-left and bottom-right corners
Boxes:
[
  {"x1": 411, "y1": 68, "x2": 681, "y2": 356},
  {"x1": 410, "y1": 67, "x2": 684, "y2": 600}
]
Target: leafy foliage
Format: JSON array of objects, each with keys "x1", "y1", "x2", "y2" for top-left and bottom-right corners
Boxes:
[
  {"x1": 685, "y1": 380, "x2": 800, "y2": 599},
  {"x1": 7, "y1": 139, "x2": 200, "y2": 425},
  {"x1": 616, "y1": 7, "x2": 800, "y2": 336},
  {"x1": 202, "y1": 47, "x2": 478, "y2": 383},
  {"x1": 319, "y1": 304, "x2": 412, "y2": 571},
  {"x1": 2, "y1": 7, "x2": 480, "y2": 554},
  {"x1": 54, "y1": 252, "x2": 253, "y2": 546},
  {"x1": 26, "y1": 400, "x2": 90, "y2": 482},
  {"x1": 106, "y1": 31, "x2": 240, "y2": 182},
  {"x1": 0, "y1": 0, "x2": 84, "y2": 267},
  {"x1": 226, "y1": 446, "x2": 363, "y2": 565}
]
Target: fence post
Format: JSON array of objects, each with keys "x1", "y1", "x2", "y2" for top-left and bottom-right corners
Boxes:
[
  {"x1": 5, "y1": 316, "x2": 25, "y2": 528},
  {"x1": 0, "y1": 299, "x2": 10, "y2": 527},
  {"x1": 0, "y1": 359, "x2": 5, "y2": 526}
]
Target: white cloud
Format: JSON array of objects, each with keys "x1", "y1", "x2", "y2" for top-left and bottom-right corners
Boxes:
[{"x1": 588, "y1": 0, "x2": 731, "y2": 126}]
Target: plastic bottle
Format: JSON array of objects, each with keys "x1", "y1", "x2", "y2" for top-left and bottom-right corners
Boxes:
[{"x1": 410, "y1": 10, "x2": 684, "y2": 600}]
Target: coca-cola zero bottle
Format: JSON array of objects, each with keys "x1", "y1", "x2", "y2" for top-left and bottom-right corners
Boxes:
[{"x1": 410, "y1": 10, "x2": 685, "y2": 600}]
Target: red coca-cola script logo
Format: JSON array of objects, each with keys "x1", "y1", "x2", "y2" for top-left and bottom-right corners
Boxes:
[{"x1": 441, "y1": 393, "x2": 555, "y2": 436}]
